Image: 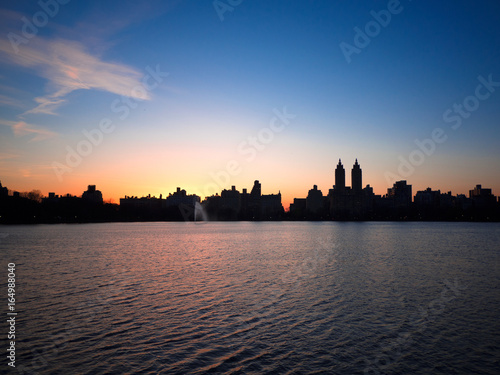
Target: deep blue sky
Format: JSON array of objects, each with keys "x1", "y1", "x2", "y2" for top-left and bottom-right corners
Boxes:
[{"x1": 1, "y1": 0, "x2": 499, "y2": 205}]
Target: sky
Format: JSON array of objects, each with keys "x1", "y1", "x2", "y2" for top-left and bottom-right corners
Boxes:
[{"x1": 1, "y1": 0, "x2": 499, "y2": 208}]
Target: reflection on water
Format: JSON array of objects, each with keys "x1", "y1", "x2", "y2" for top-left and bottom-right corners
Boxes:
[{"x1": 2, "y1": 222, "x2": 499, "y2": 374}]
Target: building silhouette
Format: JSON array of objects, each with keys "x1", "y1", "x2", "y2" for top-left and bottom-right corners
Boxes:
[
  {"x1": 306, "y1": 185, "x2": 324, "y2": 215},
  {"x1": 289, "y1": 159, "x2": 475, "y2": 221},
  {"x1": 387, "y1": 180, "x2": 412, "y2": 216},
  {"x1": 202, "y1": 186, "x2": 241, "y2": 220},
  {"x1": 289, "y1": 198, "x2": 307, "y2": 219},
  {"x1": 202, "y1": 180, "x2": 283, "y2": 220},
  {"x1": 165, "y1": 187, "x2": 200, "y2": 208},
  {"x1": 469, "y1": 184, "x2": 497, "y2": 218},
  {"x1": 82, "y1": 185, "x2": 103, "y2": 205},
  {"x1": 0, "y1": 181, "x2": 8, "y2": 197},
  {"x1": 352, "y1": 159, "x2": 362, "y2": 193},
  {"x1": 0, "y1": 168, "x2": 499, "y2": 223},
  {"x1": 334, "y1": 159, "x2": 345, "y2": 192},
  {"x1": 328, "y1": 159, "x2": 373, "y2": 220},
  {"x1": 120, "y1": 187, "x2": 200, "y2": 221}
]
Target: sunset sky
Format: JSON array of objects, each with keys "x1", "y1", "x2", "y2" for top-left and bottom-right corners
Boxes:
[{"x1": 1, "y1": 0, "x2": 499, "y2": 208}]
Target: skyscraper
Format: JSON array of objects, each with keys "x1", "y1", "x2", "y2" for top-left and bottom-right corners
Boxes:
[
  {"x1": 352, "y1": 159, "x2": 362, "y2": 193},
  {"x1": 335, "y1": 159, "x2": 345, "y2": 191}
]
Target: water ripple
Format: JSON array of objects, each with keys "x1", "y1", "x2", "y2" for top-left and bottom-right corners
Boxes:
[{"x1": 2, "y1": 222, "x2": 500, "y2": 374}]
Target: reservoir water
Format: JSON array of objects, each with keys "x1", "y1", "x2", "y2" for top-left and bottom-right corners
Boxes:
[{"x1": 1, "y1": 222, "x2": 499, "y2": 374}]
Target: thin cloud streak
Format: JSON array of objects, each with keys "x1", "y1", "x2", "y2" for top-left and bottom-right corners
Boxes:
[
  {"x1": 0, "y1": 94, "x2": 26, "y2": 109},
  {"x1": 0, "y1": 119, "x2": 57, "y2": 142},
  {"x1": 0, "y1": 37, "x2": 151, "y2": 115}
]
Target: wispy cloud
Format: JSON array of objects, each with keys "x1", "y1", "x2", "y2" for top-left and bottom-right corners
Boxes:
[
  {"x1": 0, "y1": 94, "x2": 26, "y2": 109},
  {"x1": 0, "y1": 119, "x2": 57, "y2": 142},
  {"x1": 0, "y1": 37, "x2": 151, "y2": 115}
]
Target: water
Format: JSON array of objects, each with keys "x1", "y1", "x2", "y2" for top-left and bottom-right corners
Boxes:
[{"x1": 1, "y1": 222, "x2": 499, "y2": 374}]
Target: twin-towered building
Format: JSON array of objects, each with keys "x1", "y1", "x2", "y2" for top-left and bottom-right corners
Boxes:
[
  {"x1": 290, "y1": 158, "x2": 498, "y2": 220},
  {"x1": 291, "y1": 159, "x2": 413, "y2": 220},
  {"x1": 330, "y1": 158, "x2": 381, "y2": 219},
  {"x1": 335, "y1": 158, "x2": 362, "y2": 193},
  {"x1": 1, "y1": 163, "x2": 498, "y2": 223}
]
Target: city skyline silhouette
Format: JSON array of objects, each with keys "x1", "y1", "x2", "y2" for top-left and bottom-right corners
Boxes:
[
  {"x1": 2, "y1": 2, "x2": 500, "y2": 374},
  {"x1": 1, "y1": 158, "x2": 498, "y2": 223},
  {"x1": 1, "y1": 2, "x2": 499, "y2": 211}
]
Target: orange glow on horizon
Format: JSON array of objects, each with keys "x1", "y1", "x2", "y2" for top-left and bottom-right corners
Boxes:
[
  {"x1": 3, "y1": 152, "x2": 499, "y2": 212},
  {"x1": 4, "y1": 175, "x2": 500, "y2": 213}
]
